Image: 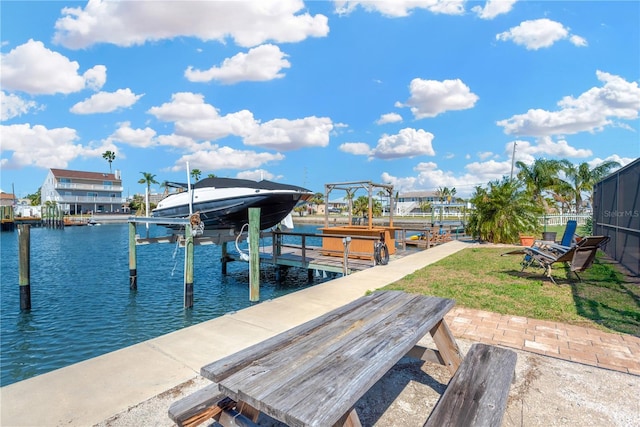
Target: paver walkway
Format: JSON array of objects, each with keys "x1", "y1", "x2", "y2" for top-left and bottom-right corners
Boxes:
[{"x1": 445, "y1": 306, "x2": 640, "y2": 375}]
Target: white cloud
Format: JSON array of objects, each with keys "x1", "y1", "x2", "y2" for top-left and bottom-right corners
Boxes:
[
  {"x1": 244, "y1": 116, "x2": 334, "y2": 151},
  {"x1": 148, "y1": 92, "x2": 221, "y2": 121},
  {"x1": 498, "y1": 71, "x2": 640, "y2": 137},
  {"x1": 477, "y1": 151, "x2": 494, "y2": 160},
  {"x1": 334, "y1": 1, "x2": 465, "y2": 17},
  {"x1": 518, "y1": 136, "x2": 592, "y2": 158},
  {"x1": 472, "y1": 0, "x2": 517, "y2": 19},
  {"x1": 149, "y1": 92, "x2": 333, "y2": 151},
  {"x1": 148, "y1": 92, "x2": 256, "y2": 140},
  {"x1": 339, "y1": 142, "x2": 372, "y2": 156},
  {"x1": 170, "y1": 146, "x2": 285, "y2": 172},
  {"x1": 185, "y1": 44, "x2": 291, "y2": 84},
  {"x1": 236, "y1": 169, "x2": 279, "y2": 181},
  {"x1": 70, "y1": 88, "x2": 143, "y2": 114},
  {"x1": 0, "y1": 39, "x2": 106, "y2": 95},
  {"x1": 382, "y1": 163, "x2": 485, "y2": 198},
  {"x1": 0, "y1": 123, "x2": 82, "y2": 168},
  {"x1": 53, "y1": 0, "x2": 329, "y2": 49},
  {"x1": 397, "y1": 78, "x2": 478, "y2": 119},
  {"x1": 570, "y1": 34, "x2": 588, "y2": 47},
  {"x1": 379, "y1": 172, "x2": 416, "y2": 193},
  {"x1": 108, "y1": 122, "x2": 157, "y2": 148},
  {"x1": 376, "y1": 112, "x2": 403, "y2": 125},
  {"x1": 371, "y1": 128, "x2": 435, "y2": 159},
  {"x1": 496, "y1": 18, "x2": 586, "y2": 50},
  {"x1": 1, "y1": 91, "x2": 39, "y2": 120},
  {"x1": 588, "y1": 155, "x2": 635, "y2": 170}
]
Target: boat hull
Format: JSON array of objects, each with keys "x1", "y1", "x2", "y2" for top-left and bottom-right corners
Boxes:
[{"x1": 152, "y1": 192, "x2": 306, "y2": 231}]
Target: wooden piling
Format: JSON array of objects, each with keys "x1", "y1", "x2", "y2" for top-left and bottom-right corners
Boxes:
[
  {"x1": 249, "y1": 208, "x2": 260, "y2": 302},
  {"x1": 184, "y1": 224, "x2": 194, "y2": 308},
  {"x1": 18, "y1": 224, "x2": 31, "y2": 310},
  {"x1": 221, "y1": 242, "x2": 228, "y2": 275},
  {"x1": 128, "y1": 222, "x2": 137, "y2": 290}
]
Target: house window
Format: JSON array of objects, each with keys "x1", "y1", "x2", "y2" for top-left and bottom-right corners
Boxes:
[{"x1": 87, "y1": 192, "x2": 98, "y2": 197}]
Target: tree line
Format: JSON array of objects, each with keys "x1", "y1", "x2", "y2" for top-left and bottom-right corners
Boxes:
[{"x1": 467, "y1": 158, "x2": 620, "y2": 243}]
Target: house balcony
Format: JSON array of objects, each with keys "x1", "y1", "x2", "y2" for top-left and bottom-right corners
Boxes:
[
  {"x1": 55, "y1": 182, "x2": 124, "y2": 192},
  {"x1": 51, "y1": 195, "x2": 126, "y2": 204}
]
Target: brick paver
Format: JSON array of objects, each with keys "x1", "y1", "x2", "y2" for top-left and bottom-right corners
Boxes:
[{"x1": 445, "y1": 306, "x2": 640, "y2": 376}]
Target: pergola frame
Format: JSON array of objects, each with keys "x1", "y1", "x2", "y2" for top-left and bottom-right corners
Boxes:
[{"x1": 324, "y1": 181, "x2": 394, "y2": 229}]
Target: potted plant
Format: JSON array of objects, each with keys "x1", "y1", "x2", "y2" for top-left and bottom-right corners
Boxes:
[{"x1": 519, "y1": 234, "x2": 535, "y2": 247}]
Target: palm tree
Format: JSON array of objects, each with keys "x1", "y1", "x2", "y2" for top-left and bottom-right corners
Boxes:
[
  {"x1": 420, "y1": 201, "x2": 432, "y2": 213},
  {"x1": 560, "y1": 160, "x2": 620, "y2": 213},
  {"x1": 138, "y1": 172, "x2": 159, "y2": 216},
  {"x1": 352, "y1": 195, "x2": 382, "y2": 217},
  {"x1": 102, "y1": 150, "x2": 116, "y2": 173},
  {"x1": 207, "y1": 173, "x2": 216, "y2": 178},
  {"x1": 310, "y1": 192, "x2": 324, "y2": 215},
  {"x1": 468, "y1": 177, "x2": 542, "y2": 244},
  {"x1": 190, "y1": 169, "x2": 202, "y2": 182},
  {"x1": 515, "y1": 158, "x2": 563, "y2": 209}
]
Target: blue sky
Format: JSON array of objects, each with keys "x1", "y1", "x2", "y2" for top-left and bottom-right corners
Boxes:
[{"x1": 1, "y1": 0, "x2": 639, "y2": 199}]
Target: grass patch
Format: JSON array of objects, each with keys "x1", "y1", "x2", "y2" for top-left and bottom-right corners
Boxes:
[{"x1": 384, "y1": 247, "x2": 640, "y2": 336}]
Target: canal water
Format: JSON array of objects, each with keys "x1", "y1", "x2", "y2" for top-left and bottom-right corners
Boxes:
[{"x1": 0, "y1": 222, "x2": 326, "y2": 387}]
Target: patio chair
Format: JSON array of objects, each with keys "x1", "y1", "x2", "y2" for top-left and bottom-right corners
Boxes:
[{"x1": 520, "y1": 235, "x2": 610, "y2": 284}]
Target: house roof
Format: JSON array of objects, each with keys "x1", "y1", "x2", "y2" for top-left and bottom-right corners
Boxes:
[
  {"x1": 0, "y1": 192, "x2": 16, "y2": 200},
  {"x1": 399, "y1": 191, "x2": 438, "y2": 198},
  {"x1": 50, "y1": 168, "x2": 120, "y2": 182}
]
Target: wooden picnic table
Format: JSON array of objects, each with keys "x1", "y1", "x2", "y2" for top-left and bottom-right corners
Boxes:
[{"x1": 200, "y1": 290, "x2": 463, "y2": 427}]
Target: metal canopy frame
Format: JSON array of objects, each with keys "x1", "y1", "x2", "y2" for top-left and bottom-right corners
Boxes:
[{"x1": 324, "y1": 181, "x2": 395, "y2": 229}]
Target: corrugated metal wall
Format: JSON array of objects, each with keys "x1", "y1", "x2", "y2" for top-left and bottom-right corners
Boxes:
[{"x1": 592, "y1": 158, "x2": 639, "y2": 276}]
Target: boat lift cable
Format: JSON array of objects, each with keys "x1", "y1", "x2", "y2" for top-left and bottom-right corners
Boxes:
[
  {"x1": 236, "y1": 223, "x2": 250, "y2": 262},
  {"x1": 170, "y1": 237, "x2": 180, "y2": 276}
]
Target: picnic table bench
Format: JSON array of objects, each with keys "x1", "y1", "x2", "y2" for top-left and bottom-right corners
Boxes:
[{"x1": 169, "y1": 290, "x2": 516, "y2": 427}]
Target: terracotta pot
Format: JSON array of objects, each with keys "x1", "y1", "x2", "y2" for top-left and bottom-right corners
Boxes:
[{"x1": 519, "y1": 235, "x2": 535, "y2": 246}]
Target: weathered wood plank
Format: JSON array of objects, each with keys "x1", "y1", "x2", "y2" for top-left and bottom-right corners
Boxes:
[
  {"x1": 167, "y1": 383, "x2": 229, "y2": 427},
  {"x1": 207, "y1": 291, "x2": 456, "y2": 427},
  {"x1": 424, "y1": 343, "x2": 517, "y2": 427}
]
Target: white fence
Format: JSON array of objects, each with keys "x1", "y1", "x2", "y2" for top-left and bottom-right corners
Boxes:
[{"x1": 539, "y1": 214, "x2": 590, "y2": 226}]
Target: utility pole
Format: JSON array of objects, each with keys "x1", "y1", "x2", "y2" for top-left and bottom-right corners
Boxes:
[{"x1": 509, "y1": 141, "x2": 517, "y2": 181}]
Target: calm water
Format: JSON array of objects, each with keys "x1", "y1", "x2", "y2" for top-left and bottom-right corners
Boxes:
[{"x1": 0, "y1": 223, "x2": 326, "y2": 386}]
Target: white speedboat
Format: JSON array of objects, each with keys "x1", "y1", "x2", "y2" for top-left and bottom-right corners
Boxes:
[{"x1": 152, "y1": 177, "x2": 312, "y2": 232}]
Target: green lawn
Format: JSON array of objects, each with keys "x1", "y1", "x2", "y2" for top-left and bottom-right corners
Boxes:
[{"x1": 383, "y1": 247, "x2": 640, "y2": 337}]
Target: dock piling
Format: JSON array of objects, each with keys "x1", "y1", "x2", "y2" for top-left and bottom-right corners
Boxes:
[
  {"x1": 128, "y1": 223, "x2": 137, "y2": 290},
  {"x1": 249, "y1": 208, "x2": 260, "y2": 302},
  {"x1": 184, "y1": 224, "x2": 194, "y2": 308},
  {"x1": 18, "y1": 224, "x2": 31, "y2": 310}
]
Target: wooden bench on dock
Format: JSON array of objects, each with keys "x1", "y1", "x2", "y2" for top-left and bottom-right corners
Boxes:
[{"x1": 169, "y1": 292, "x2": 516, "y2": 427}]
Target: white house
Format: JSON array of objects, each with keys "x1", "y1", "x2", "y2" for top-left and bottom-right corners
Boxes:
[{"x1": 41, "y1": 169, "x2": 125, "y2": 214}]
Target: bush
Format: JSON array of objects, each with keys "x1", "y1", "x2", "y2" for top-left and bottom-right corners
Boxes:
[{"x1": 468, "y1": 177, "x2": 542, "y2": 244}]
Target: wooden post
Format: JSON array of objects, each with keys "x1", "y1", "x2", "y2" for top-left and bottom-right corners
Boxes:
[
  {"x1": 18, "y1": 225, "x2": 31, "y2": 310},
  {"x1": 221, "y1": 242, "x2": 228, "y2": 275},
  {"x1": 342, "y1": 236, "x2": 351, "y2": 276},
  {"x1": 128, "y1": 222, "x2": 138, "y2": 290},
  {"x1": 249, "y1": 208, "x2": 260, "y2": 302},
  {"x1": 184, "y1": 224, "x2": 194, "y2": 308}
]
